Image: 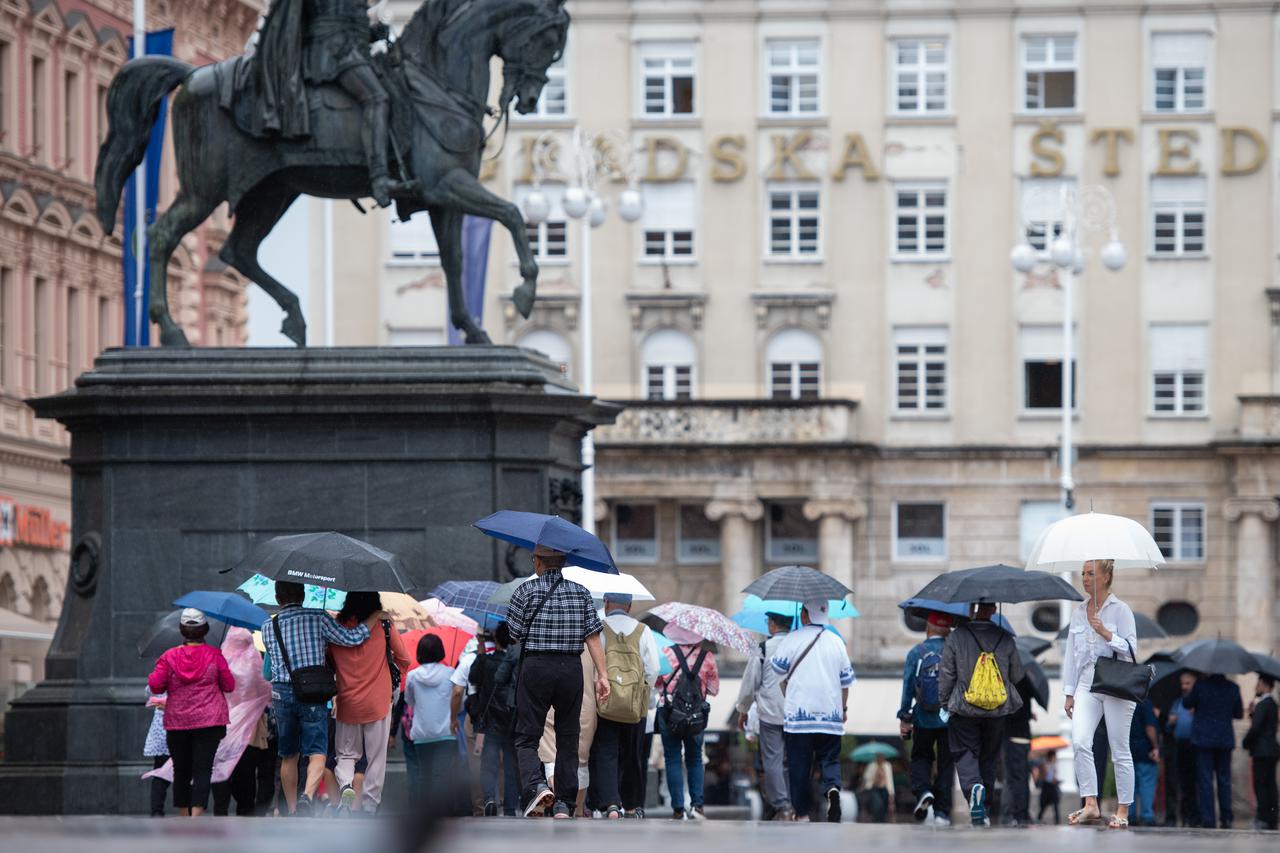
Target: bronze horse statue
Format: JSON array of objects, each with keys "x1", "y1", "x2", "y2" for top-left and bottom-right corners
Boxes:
[{"x1": 95, "y1": 0, "x2": 569, "y2": 346}]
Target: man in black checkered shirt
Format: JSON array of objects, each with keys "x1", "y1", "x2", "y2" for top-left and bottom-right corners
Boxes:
[{"x1": 508, "y1": 544, "x2": 609, "y2": 818}]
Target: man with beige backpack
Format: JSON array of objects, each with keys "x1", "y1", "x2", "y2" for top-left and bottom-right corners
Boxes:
[{"x1": 588, "y1": 592, "x2": 661, "y2": 819}]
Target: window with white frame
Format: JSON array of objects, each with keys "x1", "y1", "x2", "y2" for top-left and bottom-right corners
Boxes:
[
  {"x1": 1020, "y1": 501, "x2": 1068, "y2": 562},
  {"x1": 1150, "y1": 324, "x2": 1207, "y2": 415},
  {"x1": 893, "y1": 38, "x2": 949, "y2": 114},
  {"x1": 894, "y1": 502, "x2": 946, "y2": 560},
  {"x1": 517, "y1": 328, "x2": 573, "y2": 379},
  {"x1": 640, "y1": 42, "x2": 695, "y2": 116},
  {"x1": 766, "y1": 503, "x2": 818, "y2": 563},
  {"x1": 894, "y1": 326, "x2": 948, "y2": 413},
  {"x1": 1021, "y1": 325, "x2": 1077, "y2": 410},
  {"x1": 1151, "y1": 502, "x2": 1205, "y2": 561},
  {"x1": 767, "y1": 328, "x2": 821, "y2": 400},
  {"x1": 677, "y1": 505, "x2": 720, "y2": 563},
  {"x1": 642, "y1": 183, "x2": 695, "y2": 260},
  {"x1": 641, "y1": 328, "x2": 695, "y2": 401},
  {"x1": 895, "y1": 185, "x2": 947, "y2": 257},
  {"x1": 1151, "y1": 33, "x2": 1208, "y2": 112},
  {"x1": 613, "y1": 503, "x2": 658, "y2": 563},
  {"x1": 768, "y1": 188, "x2": 820, "y2": 258},
  {"x1": 1021, "y1": 178, "x2": 1071, "y2": 251},
  {"x1": 1151, "y1": 177, "x2": 1206, "y2": 257},
  {"x1": 766, "y1": 39, "x2": 820, "y2": 115},
  {"x1": 387, "y1": 211, "x2": 439, "y2": 263},
  {"x1": 1023, "y1": 35, "x2": 1076, "y2": 111},
  {"x1": 515, "y1": 185, "x2": 568, "y2": 261}
]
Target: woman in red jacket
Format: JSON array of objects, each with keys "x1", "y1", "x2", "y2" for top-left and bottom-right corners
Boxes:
[{"x1": 147, "y1": 608, "x2": 235, "y2": 816}]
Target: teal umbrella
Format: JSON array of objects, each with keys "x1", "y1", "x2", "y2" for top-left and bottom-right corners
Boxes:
[
  {"x1": 849, "y1": 742, "x2": 900, "y2": 762},
  {"x1": 732, "y1": 595, "x2": 859, "y2": 633},
  {"x1": 237, "y1": 572, "x2": 346, "y2": 610}
]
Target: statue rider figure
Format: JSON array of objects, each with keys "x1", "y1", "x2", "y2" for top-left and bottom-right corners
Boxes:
[{"x1": 249, "y1": 0, "x2": 413, "y2": 207}]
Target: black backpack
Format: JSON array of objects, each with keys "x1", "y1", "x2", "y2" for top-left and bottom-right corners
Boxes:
[
  {"x1": 468, "y1": 650, "x2": 516, "y2": 733},
  {"x1": 662, "y1": 647, "x2": 710, "y2": 738}
]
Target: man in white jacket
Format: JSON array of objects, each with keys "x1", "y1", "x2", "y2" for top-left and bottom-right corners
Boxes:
[{"x1": 736, "y1": 611, "x2": 794, "y2": 820}]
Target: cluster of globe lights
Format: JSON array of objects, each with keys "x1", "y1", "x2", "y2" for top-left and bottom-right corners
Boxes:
[
  {"x1": 521, "y1": 183, "x2": 645, "y2": 229},
  {"x1": 1010, "y1": 231, "x2": 1128, "y2": 274}
]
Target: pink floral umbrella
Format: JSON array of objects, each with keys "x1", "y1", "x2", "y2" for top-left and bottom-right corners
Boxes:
[
  {"x1": 647, "y1": 602, "x2": 761, "y2": 655},
  {"x1": 418, "y1": 598, "x2": 479, "y2": 634}
]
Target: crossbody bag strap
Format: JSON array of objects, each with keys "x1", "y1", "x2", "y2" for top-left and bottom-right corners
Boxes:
[
  {"x1": 517, "y1": 572, "x2": 565, "y2": 671},
  {"x1": 271, "y1": 613, "x2": 294, "y2": 678},
  {"x1": 780, "y1": 628, "x2": 823, "y2": 693}
]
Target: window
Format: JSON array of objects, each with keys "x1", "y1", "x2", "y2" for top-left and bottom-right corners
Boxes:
[
  {"x1": 894, "y1": 185, "x2": 947, "y2": 257},
  {"x1": 767, "y1": 189, "x2": 820, "y2": 258},
  {"x1": 677, "y1": 505, "x2": 719, "y2": 563},
  {"x1": 893, "y1": 38, "x2": 948, "y2": 114},
  {"x1": 1156, "y1": 601, "x2": 1200, "y2": 635},
  {"x1": 641, "y1": 328, "x2": 695, "y2": 401},
  {"x1": 1022, "y1": 35, "x2": 1076, "y2": 111},
  {"x1": 766, "y1": 503, "x2": 818, "y2": 563},
  {"x1": 767, "y1": 328, "x2": 821, "y2": 400},
  {"x1": 30, "y1": 57, "x2": 46, "y2": 161},
  {"x1": 613, "y1": 503, "x2": 657, "y2": 563},
  {"x1": 1021, "y1": 178, "x2": 1070, "y2": 251},
  {"x1": 66, "y1": 287, "x2": 80, "y2": 383},
  {"x1": 766, "y1": 39, "x2": 820, "y2": 115},
  {"x1": 515, "y1": 185, "x2": 568, "y2": 261},
  {"x1": 641, "y1": 183, "x2": 695, "y2": 261},
  {"x1": 641, "y1": 43, "x2": 695, "y2": 116},
  {"x1": 894, "y1": 502, "x2": 946, "y2": 560},
  {"x1": 387, "y1": 211, "x2": 439, "y2": 263},
  {"x1": 1021, "y1": 325, "x2": 1077, "y2": 411},
  {"x1": 0, "y1": 43, "x2": 9, "y2": 149},
  {"x1": 63, "y1": 71, "x2": 79, "y2": 169},
  {"x1": 1150, "y1": 324, "x2": 1207, "y2": 415},
  {"x1": 1151, "y1": 503, "x2": 1205, "y2": 562},
  {"x1": 519, "y1": 54, "x2": 567, "y2": 118},
  {"x1": 33, "y1": 277, "x2": 47, "y2": 393},
  {"x1": 1020, "y1": 501, "x2": 1068, "y2": 561},
  {"x1": 894, "y1": 326, "x2": 947, "y2": 413},
  {"x1": 516, "y1": 328, "x2": 572, "y2": 378},
  {"x1": 97, "y1": 296, "x2": 112, "y2": 353},
  {"x1": 1151, "y1": 177, "x2": 1206, "y2": 257},
  {"x1": 95, "y1": 84, "x2": 108, "y2": 146},
  {"x1": 0, "y1": 268, "x2": 8, "y2": 387},
  {"x1": 1152, "y1": 33, "x2": 1208, "y2": 112}
]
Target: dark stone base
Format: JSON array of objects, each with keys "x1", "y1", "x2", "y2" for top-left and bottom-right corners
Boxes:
[{"x1": 0, "y1": 347, "x2": 614, "y2": 815}]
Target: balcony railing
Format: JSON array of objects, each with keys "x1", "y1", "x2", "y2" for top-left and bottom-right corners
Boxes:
[{"x1": 594, "y1": 398, "x2": 858, "y2": 446}]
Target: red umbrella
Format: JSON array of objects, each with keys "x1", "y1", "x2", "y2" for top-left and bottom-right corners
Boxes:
[{"x1": 401, "y1": 626, "x2": 473, "y2": 670}]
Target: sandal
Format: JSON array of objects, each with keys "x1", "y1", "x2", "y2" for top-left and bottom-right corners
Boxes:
[
  {"x1": 1107, "y1": 815, "x2": 1129, "y2": 829},
  {"x1": 1068, "y1": 807, "x2": 1101, "y2": 825},
  {"x1": 605, "y1": 805, "x2": 622, "y2": 820}
]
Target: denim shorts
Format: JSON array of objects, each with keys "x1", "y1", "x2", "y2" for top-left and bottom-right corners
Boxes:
[{"x1": 272, "y1": 683, "x2": 329, "y2": 758}]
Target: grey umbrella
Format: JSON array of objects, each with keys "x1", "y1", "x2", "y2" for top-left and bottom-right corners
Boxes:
[
  {"x1": 909, "y1": 564, "x2": 1084, "y2": 605},
  {"x1": 1056, "y1": 612, "x2": 1168, "y2": 641},
  {"x1": 233, "y1": 531, "x2": 414, "y2": 593},
  {"x1": 1176, "y1": 638, "x2": 1259, "y2": 676},
  {"x1": 742, "y1": 565, "x2": 852, "y2": 602},
  {"x1": 136, "y1": 609, "x2": 229, "y2": 658},
  {"x1": 1017, "y1": 647, "x2": 1050, "y2": 710},
  {"x1": 1252, "y1": 653, "x2": 1280, "y2": 682},
  {"x1": 1016, "y1": 636, "x2": 1052, "y2": 657}
]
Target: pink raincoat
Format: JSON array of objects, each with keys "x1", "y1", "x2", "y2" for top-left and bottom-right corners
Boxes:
[{"x1": 145, "y1": 627, "x2": 272, "y2": 783}]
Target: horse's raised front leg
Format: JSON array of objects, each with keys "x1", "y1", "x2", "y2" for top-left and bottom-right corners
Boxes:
[
  {"x1": 147, "y1": 193, "x2": 218, "y2": 346},
  {"x1": 437, "y1": 169, "x2": 539, "y2": 318},
  {"x1": 429, "y1": 205, "x2": 490, "y2": 344},
  {"x1": 218, "y1": 183, "x2": 307, "y2": 346}
]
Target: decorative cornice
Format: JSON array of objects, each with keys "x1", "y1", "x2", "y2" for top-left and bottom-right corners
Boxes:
[
  {"x1": 803, "y1": 497, "x2": 867, "y2": 522},
  {"x1": 1224, "y1": 497, "x2": 1280, "y2": 523},
  {"x1": 705, "y1": 497, "x2": 763, "y2": 523}
]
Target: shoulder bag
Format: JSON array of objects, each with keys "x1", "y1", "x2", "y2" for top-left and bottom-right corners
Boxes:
[
  {"x1": 271, "y1": 613, "x2": 338, "y2": 705},
  {"x1": 1090, "y1": 638, "x2": 1153, "y2": 703}
]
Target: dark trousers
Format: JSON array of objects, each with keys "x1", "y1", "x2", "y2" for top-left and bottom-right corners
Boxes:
[
  {"x1": 908, "y1": 725, "x2": 953, "y2": 815},
  {"x1": 588, "y1": 717, "x2": 646, "y2": 811},
  {"x1": 1003, "y1": 740, "x2": 1031, "y2": 822},
  {"x1": 480, "y1": 730, "x2": 519, "y2": 815},
  {"x1": 1196, "y1": 746, "x2": 1233, "y2": 828},
  {"x1": 784, "y1": 732, "x2": 841, "y2": 819},
  {"x1": 513, "y1": 653, "x2": 584, "y2": 808},
  {"x1": 948, "y1": 715, "x2": 1004, "y2": 804},
  {"x1": 1175, "y1": 739, "x2": 1200, "y2": 826},
  {"x1": 150, "y1": 756, "x2": 170, "y2": 816},
  {"x1": 1253, "y1": 756, "x2": 1278, "y2": 830},
  {"x1": 1161, "y1": 741, "x2": 1179, "y2": 825},
  {"x1": 212, "y1": 745, "x2": 270, "y2": 816},
  {"x1": 1037, "y1": 781, "x2": 1060, "y2": 823},
  {"x1": 166, "y1": 725, "x2": 226, "y2": 811}
]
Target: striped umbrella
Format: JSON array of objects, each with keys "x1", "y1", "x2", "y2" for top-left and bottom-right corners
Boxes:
[{"x1": 742, "y1": 565, "x2": 853, "y2": 602}]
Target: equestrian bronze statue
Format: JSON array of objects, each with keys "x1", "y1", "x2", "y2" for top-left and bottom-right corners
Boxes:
[{"x1": 95, "y1": 0, "x2": 569, "y2": 346}]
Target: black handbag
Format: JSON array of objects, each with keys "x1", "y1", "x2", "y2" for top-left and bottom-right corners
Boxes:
[
  {"x1": 271, "y1": 613, "x2": 338, "y2": 705},
  {"x1": 1090, "y1": 638, "x2": 1153, "y2": 703}
]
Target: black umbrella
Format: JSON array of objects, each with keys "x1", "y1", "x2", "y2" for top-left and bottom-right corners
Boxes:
[
  {"x1": 1176, "y1": 638, "x2": 1259, "y2": 676},
  {"x1": 1147, "y1": 658, "x2": 1190, "y2": 710},
  {"x1": 1015, "y1": 636, "x2": 1051, "y2": 657},
  {"x1": 1055, "y1": 612, "x2": 1168, "y2": 641},
  {"x1": 910, "y1": 564, "x2": 1084, "y2": 605},
  {"x1": 1017, "y1": 647, "x2": 1050, "y2": 710},
  {"x1": 742, "y1": 565, "x2": 852, "y2": 602},
  {"x1": 1253, "y1": 653, "x2": 1280, "y2": 682},
  {"x1": 232, "y1": 532, "x2": 414, "y2": 592},
  {"x1": 136, "y1": 610, "x2": 229, "y2": 658}
]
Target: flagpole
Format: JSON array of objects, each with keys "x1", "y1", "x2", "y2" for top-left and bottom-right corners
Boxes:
[{"x1": 132, "y1": 0, "x2": 146, "y2": 345}]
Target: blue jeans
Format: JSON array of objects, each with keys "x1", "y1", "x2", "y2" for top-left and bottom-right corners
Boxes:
[
  {"x1": 1133, "y1": 761, "x2": 1158, "y2": 825},
  {"x1": 272, "y1": 683, "x2": 328, "y2": 758},
  {"x1": 481, "y1": 731, "x2": 519, "y2": 815},
  {"x1": 658, "y1": 709, "x2": 704, "y2": 811}
]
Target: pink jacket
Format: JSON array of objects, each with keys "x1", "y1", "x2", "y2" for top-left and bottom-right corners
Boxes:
[{"x1": 148, "y1": 643, "x2": 235, "y2": 731}]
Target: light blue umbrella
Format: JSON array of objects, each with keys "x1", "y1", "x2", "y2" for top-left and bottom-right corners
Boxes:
[
  {"x1": 237, "y1": 572, "x2": 346, "y2": 610},
  {"x1": 653, "y1": 631, "x2": 675, "y2": 676},
  {"x1": 732, "y1": 595, "x2": 859, "y2": 634}
]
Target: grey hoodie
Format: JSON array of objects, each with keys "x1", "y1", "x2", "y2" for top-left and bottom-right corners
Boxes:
[{"x1": 939, "y1": 620, "x2": 1025, "y2": 718}]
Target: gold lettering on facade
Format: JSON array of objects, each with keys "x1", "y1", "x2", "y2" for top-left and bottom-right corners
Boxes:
[
  {"x1": 1089, "y1": 128, "x2": 1134, "y2": 178},
  {"x1": 710, "y1": 134, "x2": 747, "y2": 183},
  {"x1": 1221, "y1": 126, "x2": 1268, "y2": 177},
  {"x1": 831, "y1": 133, "x2": 880, "y2": 181},
  {"x1": 643, "y1": 136, "x2": 690, "y2": 183},
  {"x1": 1155, "y1": 128, "x2": 1200, "y2": 176},
  {"x1": 1030, "y1": 121, "x2": 1065, "y2": 177},
  {"x1": 766, "y1": 131, "x2": 816, "y2": 181}
]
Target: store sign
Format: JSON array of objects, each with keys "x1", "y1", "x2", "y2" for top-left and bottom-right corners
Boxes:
[{"x1": 0, "y1": 499, "x2": 70, "y2": 551}]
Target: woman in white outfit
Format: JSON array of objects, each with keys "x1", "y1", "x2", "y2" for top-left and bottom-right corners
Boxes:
[{"x1": 1062, "y1": 559, "x2": 1138, "y2": 829}]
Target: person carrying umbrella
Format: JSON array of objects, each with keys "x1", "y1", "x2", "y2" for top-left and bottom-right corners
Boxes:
[
  {"x1": 735, "y1": 611, "x2": 795, "y2": 821},
  {"x1": 1183, "y1": 664, "x2": 1245, "y2": 828},
  {"x1": 897, "y1": 612, "x2": 954, "y2": 826}
]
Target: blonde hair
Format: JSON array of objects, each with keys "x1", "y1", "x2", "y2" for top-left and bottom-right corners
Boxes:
[{"x1": 1086, "y1": 559, "x2": 1115, "y2": 590}]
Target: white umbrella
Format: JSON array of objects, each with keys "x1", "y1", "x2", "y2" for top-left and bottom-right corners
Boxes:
[
  {"x1": 563, "y1": 567, "x2": 655, "y2": 601},
  {"x1": 1025, "y1": 512, "x2": 1165, "y2": 572}
]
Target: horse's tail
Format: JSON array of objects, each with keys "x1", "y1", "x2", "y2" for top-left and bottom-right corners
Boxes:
[{"x1": 94, "y1": 56, "x2": 193, "y2": 233}]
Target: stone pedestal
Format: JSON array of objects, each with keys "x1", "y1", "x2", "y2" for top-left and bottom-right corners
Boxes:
[{"x1": 0, "y1": 347, "x2": 616, "y2": 815}]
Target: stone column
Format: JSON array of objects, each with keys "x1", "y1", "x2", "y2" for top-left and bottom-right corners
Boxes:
[
  {"x1": 706, "y1": 496, "x2": 763, "y2": 614},
  {"x1": 1226, "y1": 497, "x2": 1279, "y2": 654},
  {"x1": 804, "y1": 497, "x2": 867, "y2": 655}
]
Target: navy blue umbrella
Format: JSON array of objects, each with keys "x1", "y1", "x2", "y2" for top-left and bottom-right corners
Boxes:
[
  {"x1": 898, "y1": 597, "x2": 1017, "y2": 635},
  {"x1": 174, "y1": 591, "x2": 269, "y2": 631},
  {"x1": 473, "y1": 511, "x2": 618, "y2": 574}
]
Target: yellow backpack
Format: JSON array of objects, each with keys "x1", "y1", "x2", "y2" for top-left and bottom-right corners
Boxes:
[{"x1": 962, "y1": 627, "x2": 1008, "y2": 711}]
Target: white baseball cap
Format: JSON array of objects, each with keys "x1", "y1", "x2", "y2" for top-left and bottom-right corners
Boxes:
[{"x1": 179, "y1": 608, "x2": 208, "y2": 627}]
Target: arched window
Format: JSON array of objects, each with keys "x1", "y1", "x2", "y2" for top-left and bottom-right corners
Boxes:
[
  {"x1": 29, "y1": 577, "x2": 51, "y2": 622},
  {"x1": 517, "y1": 329, "x2": 572, "y2": 379},
  {"x1": 641, "y1": 328, "x2": 695, "y2": 401},
  {"x1": 0, "y1": 574, "x2": 15, "y2": 611},
  {"x1": 766, "y1": 328, "x2": 821, "y2": 400}
]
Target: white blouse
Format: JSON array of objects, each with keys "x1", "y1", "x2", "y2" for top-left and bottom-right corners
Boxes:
[{"x1": 1061, "y1": 593, "x2": 1138, "y2": 698}]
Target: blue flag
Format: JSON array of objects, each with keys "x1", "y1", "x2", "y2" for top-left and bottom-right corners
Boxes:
[
  {"x1": 122, "y1": 29, "x2": 175, "y2": 347},
  {"x1": 448, "y1": 215, "x2": 493, "y2": 345}
]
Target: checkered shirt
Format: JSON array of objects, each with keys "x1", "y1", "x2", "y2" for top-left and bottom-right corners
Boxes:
[
  {"x1": 262, "y1": 604, "x2": 371, "y2": 685},
  {"x1": 506, "y1": 571, "x2": 602, "y2": 654}
]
